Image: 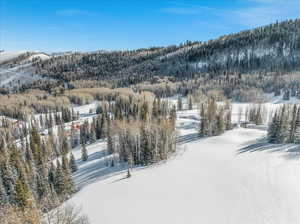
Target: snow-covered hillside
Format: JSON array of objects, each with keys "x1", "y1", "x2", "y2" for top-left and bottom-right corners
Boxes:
[
  {"x1": 0, "y1": 51, "x2": 26, "y2": 64},
  {"x1": 66, "y1": 105, "x2": 300, "y2": 224},
  {"x1": 0, "y1": 51, "x2": 50, "y2": 65},
  {"x1": 0, "y1": 51, "x2": 50, "y2": 89}
]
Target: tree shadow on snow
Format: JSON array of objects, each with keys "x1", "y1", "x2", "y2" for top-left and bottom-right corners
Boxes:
[
  {"x1": 237, "y1": 138, "x2": 300, "y2": 160},
  {"x1": 72, "y1": 149, "x2": 128, "y2": 190},
  {"x1": 72, "y1": 132, "x2": 204, "y2": 192},
  {"x1": 176, "y1": 133, "x2": 204, "y2": 145}
]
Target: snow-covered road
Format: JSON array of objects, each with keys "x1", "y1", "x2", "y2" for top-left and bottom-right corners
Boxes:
[{"x1": 69, "y1": 109, "x2": 300, "y2": 224}]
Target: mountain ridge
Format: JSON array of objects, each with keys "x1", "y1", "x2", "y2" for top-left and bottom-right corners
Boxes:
[{"x1": 2, "y1": 18, "x2": 300, "y2": 93}]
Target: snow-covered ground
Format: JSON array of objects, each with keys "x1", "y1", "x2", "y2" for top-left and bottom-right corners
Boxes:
[
  {"x1": 66, "y1": 106, "x2": 300, "y2": 224},
  {"x1": 0, "y1": 51, "x2": 50, "y2": 89},
  {"x1": 0, "y1": 51, "x2": 26, "y2": 64}
]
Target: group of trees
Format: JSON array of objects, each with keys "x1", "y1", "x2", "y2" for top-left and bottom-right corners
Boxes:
[
  {"x1": 245, "y1": 105, "x2": 265, "y2": 125},
  {"x1": 107, "y1": 97, "x2": 177, "y2": 166},
  {"x1": 268, "y1": 105, "x2": 300, "y2": 144},
  {"x1": 0, "y1": 120, "x2": 78, "y2": 223},
  {"x1": 199, "y1": 98, "x2": 232, "y2": 137},
  {"x1": 0, "y1": 87, "x2": 181, "y2": 222}
]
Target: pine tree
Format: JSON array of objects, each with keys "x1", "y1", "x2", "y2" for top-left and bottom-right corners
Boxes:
[
  {"x1": 54, "y1": 160, "x2": 74, "y2": 199},
  {"x1": 0, "y1": 175, "x2": 8, "y2": 206},
  {"x1": 62, "y1": 155, "x2": 69, "y2": 171},
  {"x1": 177, "y1": 97, "x2": 183, "y2": 111},
  {"x1": 48, "y1": 162, "x2": 56, "y2": 185},
  {"x1": 225, "y1": 110, "x2": 232, "y2": 130},
  {"x1": 188, "y1": 95, "x2": 193, "y2": 110},
  {"x1": 61, "y1": 135, "x2": 70, "y2": 155},
  {"x1": 107, "y1": 117, "x2": 114, "y2": 155},
  {"x1": 81, "y1": 144, "x2": 88, "y2": 161},
  {"x1": 15, "y1": 178, "x2": 31, "y2": 208},
  {"x1": 140, "y1": 102, "x2": 149, "y2": 121},
  {"x1": 215, "y1": 112, "x2": 225, "y2": 136},
  {"x1": 1, "y1": 160, "x2": 15, "y2": 203},
  {"x1": 30, "y1": 125, "x2": 43, "y2": 166},
  {"x1": 268, "y1": 112, "x2": 280, "y2": 143},
  {"x1": 255, "y1": 106, "x2": 263, "y2": 125},
  {"x1": 90, "y1": 123, "x2": 97, "y2": 143},
  {"x1": 199, "y1": 103, "x2": 208, "y2": 136},
  {"x1": 278, "y1": 106, "x2": 289, "y2": 143},
  {"x1": 36, "y1": 172, "x2": 51, "y2": 202},
  {"x1": 141, "y1": 124, "x2": 151, "y2": 165},
  {"x1": 293, "y1": 108, "x2": 300, "y2": 143},
  {"x1": 126, "y1": 169, "x2": 131, "y2": 178},
  {"x1": 54, "y1": 160, "x2": 63, "y2": 195},
  {"x1": 288, "y1": 105, "x2": 298, "y2": 143},
  {"x1": 69, "y1": 153, "x2": 78, "y2": 173}
]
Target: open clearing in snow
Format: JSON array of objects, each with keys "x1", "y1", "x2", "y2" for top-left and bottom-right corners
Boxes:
[{"x1": 67, "y1": 107, "x2": 300, "y2": 224}]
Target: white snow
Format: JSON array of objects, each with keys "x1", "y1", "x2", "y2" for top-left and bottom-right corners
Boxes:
[
  {"x1": 0, "y1": 51, "x2": 26, "y2": 63},
  {"x1": 0, "y1": 51, "x2": 50, "y2": 64},
  {"x1": 0, "y1": 51, "x2": 51, "y2": 89},
  {"x1": 0, "y1": 66, "x2": 47, "y2": 89},
  {"x1": 27, "y1": 53, "x2": 50, "y2": 61},
  {"x1": 66, "y1": 104, "x2": 300, "y2": 224}
]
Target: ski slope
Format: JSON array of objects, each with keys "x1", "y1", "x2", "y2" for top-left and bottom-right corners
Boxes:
[
  {"x1": 0, "y1": 51, "x2": 50, "y2": 89},
  {"x1": 67, "y1": 107, "x2": 300, "y2": 224}
]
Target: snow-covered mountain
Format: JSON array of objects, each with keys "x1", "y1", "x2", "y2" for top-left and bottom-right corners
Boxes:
[
  {"x1": 31, "y1": 19, "x2": 300, "y2": 89},
  {"x1": 0, "y1": 51, "x2": 50, "y2": 90},
  {"x1": 2, "y1": 19, "x2": 300, "y2": 93}
]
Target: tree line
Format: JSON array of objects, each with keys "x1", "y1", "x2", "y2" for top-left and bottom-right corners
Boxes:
[{"x1": 268, "y1": 105, "x2": 300, "y2": 144}]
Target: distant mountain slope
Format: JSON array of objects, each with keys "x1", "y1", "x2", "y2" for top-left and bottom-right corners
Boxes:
[
  {"x1": 0, "y1": 51, "x2": 50, "y2": 66},
  {"x1": 0, "y1": 51, "x2": 50, "y2": 90},
  {"x1": 2, "y1": 19, "x2": 300, "y2": 92},
  {"x1": 32, "y1": 19, "x2": 300, "y2": 87}
]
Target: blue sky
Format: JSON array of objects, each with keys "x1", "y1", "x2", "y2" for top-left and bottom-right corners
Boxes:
[{"x1": 1, "y1": 0, "x2": 300, "y2": 52}]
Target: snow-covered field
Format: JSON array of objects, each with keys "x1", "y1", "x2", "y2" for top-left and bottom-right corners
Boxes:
[{"x1": 66, "y1": 105, "x2": 300, "y2": 224}]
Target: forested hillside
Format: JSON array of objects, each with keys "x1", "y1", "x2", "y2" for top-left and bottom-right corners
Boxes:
[{"x1": 29, "y1": 19, "x2": 300, "y2": 89}]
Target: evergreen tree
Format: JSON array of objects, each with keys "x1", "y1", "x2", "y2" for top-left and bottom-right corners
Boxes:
[
  {"x1": 126, "y1": 169, "x2": 131, "y2": 178},
  {"x1": 177, "y1": 97, "x2": 183, "y2": 111},
  {"x1": 1, "y1": 160, "x2": 15, "y2": 203},
  {"x1": 288, "y1": 105, "x2": 298, "y2": 143},
  {"x1": 255, "y1": 106, "x2": 263, "y2": 125},
  {"x1": 54, "y1": 160, "x2": 74, "y2": 199},
  {"x1": 278, "y1": 106, "x2": 289, "y2": 143},
  {"x1": 61, "y1": 135, "x2": 70, "y2": 155},
  {"x1": 268, "y1": 112, "x2": 280, "y2": 143},
  {"x1": 48, "y1": 162, "x2": 56, "y2": 186},
  {"x1": 90, "y1": 123, "x2": 97, "y2": 143},
  {"x1": 215, "y1": 113, "x2": 225, "y2": 135},
  {"x1": 0, "y1": 175, "x2": 8, "y2": 206},
  {"x1": 62, "y1": 155, "x2": 69, "y2": 171},
  {"x1": 293, "y1": 108, "x2": 300, "y2": 143},
  {"x1": 141, "y1": 125, "x2": 151, "y2": 165},
  {"x1": 188, "y1": 95, "x2": 193, "y2": 110},
  {"x1": 81, "y1": 144, "x2": 88, "y2": 161},
  {"x1": 107, "y1": 117, "x2": 114, "y2": 155},
  {"x1": 69, "y1": 153, "x2": 78, "y2": 173},
  {"x1": 199, "y1": 103, "x2": 208, "y2": 136},
  {"x1": 15, "y1": 178, "x2": 31, "y2": 208}
]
